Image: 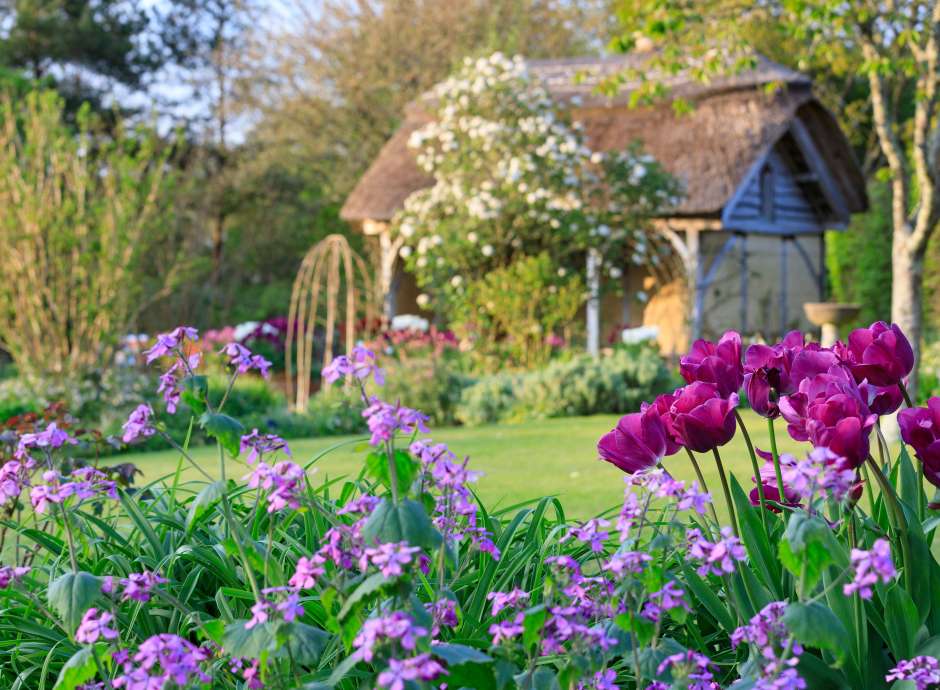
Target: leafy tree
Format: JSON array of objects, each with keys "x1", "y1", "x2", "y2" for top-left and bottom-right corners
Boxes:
[
  {"x1": 0, "y1": 91, "x2": 177, "y2": 383},
  {"x1": 613, "y1": 0, "x2": 940, "y2": 393}
]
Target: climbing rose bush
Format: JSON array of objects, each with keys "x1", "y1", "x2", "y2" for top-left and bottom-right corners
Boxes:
[
  {"x1": 0, "y1": 319, "x2": 938, "y2": 689},
  {"x1": 393, "y1": 52, "x2": 680, "y2": 313}
]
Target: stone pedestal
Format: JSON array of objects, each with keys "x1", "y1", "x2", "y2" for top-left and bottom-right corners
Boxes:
[{"x1": 803, "y1": 302, "x2": 861, "y2": 347}]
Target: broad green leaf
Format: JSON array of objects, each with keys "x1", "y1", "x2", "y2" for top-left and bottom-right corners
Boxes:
[
  {"x1": 338, "y1": 573, "x2": 387, "y2": 620},
  {"x1": 898, "y1": 446, "x2": 920, "y2": 512},
  {"x1": 515, "y1": 667, "x2": 560, "y2": 690},
  {"x1": 327, "y1": 650, "x2": 363, "y2": 685},
  {"x1": 884, "y1": 586, "x2": 919, "y2": 660},
  {"x1": 53, "y1": 645, "x2": 104, "y2": 690},
  {"x1": 365, "y1": 449, "x2": 419, "y2": 496},
  {"x1": 522, "y1": 605, "x2": 547, "y2": 651},
  {"x1": 186, "y1": 480, "x2": 227, "y2": 531},
  {"x1": 48, "y1": 572, "x2": 102, "y2": 633},
  {"x1": 181, "y1": 375, "x2": 209, "y2": 414},
  {"x1": 199, "y1": 412, "x2": 244, "y2": 457},
  {"x1": 282, "y1": 622, "x2": 330, "y2": 665},
  {"x1": 783, "y1": 602, "x2": 850, "y2": 662},
  {"x1": 361, "y1": 498, "x2": 442, "y2": 550},
  {"x1": 199, "y1": 619, "x2": 226, "y2": 645},
  {"x1": 794, "y1": 652, "x2": 850, "y2": 689},
  {"x1": 682, "y1": 563, "x2": 736, "y2": 632},
  {"x1": 730, "y1": 475, "x2": 782, "y2": 596},
  {"x1": 779, "y1": 513, "x2": 838, "y2": 592},
  {"x1": 222, "y1": 620, "x2": 276, "y2": 659},
  {"x1": 432, "y1": 643, "x2": 492, "y2": 666}
]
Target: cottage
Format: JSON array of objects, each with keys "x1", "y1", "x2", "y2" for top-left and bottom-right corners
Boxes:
[{"x1": 340, "y1": 54, "x2": 868, "y2": 355}]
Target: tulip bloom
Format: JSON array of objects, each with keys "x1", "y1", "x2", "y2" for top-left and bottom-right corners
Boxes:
[
  {"x1": 898, "y1": 398, "x2": 940, "y2": 488},
  {"x1": 836, "y1": 321, "x2": 914, "y2": 387},
  {"x1": 598, "y1": 406, "x2": 678, "y2": 474},
  {"x1": 679, "y1": 331, "x2": 744, "y2": 398},
  {"x1": 669, "y1": 382, "x2": 738, "y2": 452},
  {"x1": 743, "y1": 331, "x2": 804, "y2": 418}
]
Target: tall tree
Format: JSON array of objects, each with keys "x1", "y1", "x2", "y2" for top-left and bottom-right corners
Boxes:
[
  {"x1": 613, "y1": 0, "x2": 940, "y2": 393},
  {"x1": 240, "y1": 0, "x2": 613, "y2": 201}
]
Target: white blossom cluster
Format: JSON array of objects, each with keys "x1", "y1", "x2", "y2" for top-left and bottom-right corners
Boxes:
[{"x1": 393, "y1": 52, "x2": 680, "y2": 308}]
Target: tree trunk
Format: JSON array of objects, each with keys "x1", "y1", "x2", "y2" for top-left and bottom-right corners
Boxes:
[{"x1": 892, "y1": 233, "x2": 924, "y2": 397}]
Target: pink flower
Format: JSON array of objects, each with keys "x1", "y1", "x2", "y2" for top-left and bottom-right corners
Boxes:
[
  {"x1": 143, "y1": 326, "x2": 199, "y2": 364},
  {"x1": 598, "y1": 406, "x2": 678, "y2": 475},
  {"x1": 322, "y1": 346, "x2": 385, "y2": 385},
  {"x1": 361, "y1": 542, "x2": 421, "y2": 578},
  {"x1": 289, "y1": 555, "x2": 326, "y2": 589},
  {"x1": 122, "y1": 404, "x2": 156, "y2": 444},
  {"x1": 668, "y1": 382, "x2": 738, "y2": 452},
  {"x1": 679, "y1": 330, "x2": 743, "y2": 398},
  {"x1": 843, "y1": 538, "x2": 896, "y2": 599},
  {"x1": 899, "y1": 398, "x2": 940, "y2": 488},
  {"x1": 687, "y1": 527, "x2": 747, "y2": 577},
  {"x1": 886, "y1": 656, "x2": 940, "y2": 690},
  {"x1": 486, "y1": 588, "x2": 530, "y2": 616},
  {"x1": 75, "y1": 608, "x2": 119, "y2": 644},
  {"x1": 0, "y1": 564, "x2": 30, "y2": 588},
  {"x1": 743, "y1": 331, "x2": 805, "y2": 418},
  {"x1": 835, "y1": 321, "x2": 914, "y2": 387}
]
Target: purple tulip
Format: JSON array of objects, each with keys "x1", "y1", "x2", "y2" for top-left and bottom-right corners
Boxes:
[
  {"x1": 679, "y1": 331, "x2": 744, "y2": 398},
  {"x1": 668, "y1": 382, "x2": 738, "y2": 453},
  {"x1": 835, "y1": 321, "x2": 914, "y2": 387},
  {"x1": 780, "y1": 364, "x2": 876, "y2": 469},
  {"x1": 748, "y1": 453, "x2": 802, "y2": 512},
  {"x1": 598, "y1": 406, "x2": 678, "y2": 474},
  {"x1": 860, "y1": 381, "x2": 904, "y2": 416},
  {"x1": 898, "y1": 398, "x2": 940, "y2": 488},
  {"x1": 743, "y1": 331, "x2": 804, "y2": 418}
]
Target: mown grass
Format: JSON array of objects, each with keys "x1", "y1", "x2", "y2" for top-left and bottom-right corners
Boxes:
[{"x1": 121, "y1": 410, "x2": 804, "y2": 519}]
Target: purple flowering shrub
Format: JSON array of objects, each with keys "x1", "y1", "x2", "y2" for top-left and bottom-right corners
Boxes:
[{"x1": 1, "y1": 321, "x2": 940, "y2": 689}]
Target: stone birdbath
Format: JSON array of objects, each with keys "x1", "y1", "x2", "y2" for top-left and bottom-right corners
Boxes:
[{"x1": 803, "y1": 302, "x2": 861, "y2": 347}]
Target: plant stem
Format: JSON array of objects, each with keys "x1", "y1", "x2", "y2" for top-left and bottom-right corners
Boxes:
[
  {"x1": 684, "y1": 447, "x2": 721, "y2": 530},
  {"x1": 898, "y1": 381, "x2": 914, "y2": 408},
  {"x1": 734, "y1": 409, "x2": 768, "y2": 531},
  {"x1": 767, "y1": 418, "x2": 786, "y2": 512},
  {"x1": 866, "y1": 455, "x2": 913, "y2": 592},
  {"x1": 711, "y1": 448, "x2": 740, "y2": 538},
  {"x1": 384, "y1": 439, "x2": 400, "y2": 504},
  {"x1": 56, "y1": 502, "x2": 79, "y2": 572}
]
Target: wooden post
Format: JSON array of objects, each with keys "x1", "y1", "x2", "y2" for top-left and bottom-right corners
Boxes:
[
  {"x1": 687, "y1": 228, "x2": 702, "y2": 341},
  {"x1": 779, "y1": 236, "x2": 790, "y2": 337},
  {"x1": 738, "y1": 232, "x2": 748, "y2": 334},
  {"x1": 817, "y1": 233, "x2": 826, "y2": 300},
  {"x1": 364, "y1": 219, "x2": 404, "y2": 325},
  {"x1": 586, "y1": 249, "x2": 600, "y2": 356}
]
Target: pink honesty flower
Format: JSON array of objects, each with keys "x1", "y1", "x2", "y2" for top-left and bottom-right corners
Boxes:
[
  {"x1": 322, "y1": 346, "x2": 385, "y2": 386},
  {"x1": 244, "y1": 461, "x2": 306, "y2": 512},
  {"x1": 75, "y1": 608, "x2": 119, "y2": 644},
  {"x1": 489, "y1": 613, "x2": 524, "y2": 645},
  {"x1": 732, "y1": 602, "x2": 806, "y2": 689},
  {"x1": 362, "y1": 398, "x2": 429, "y2": 446},
  {"x1": 361, "y1": 542, "x2": 421, "y2": 578},
  {"x1": 598, "y1": 406, "x2": 679, "y2": 474},
  {"x1": 687, "y1": 527, "x2": 747, "y2": 577},
  {"x1": 835, "y1": 321, "x2": 914, "y2": 387},
  {"x1": 668, "y1": 382, "x2": 738, "y2": 452},
  {"x1": 112, "y1": 634, "x2": 211, "y2": 688},
  {"x1": 641, "y1": 581, "x2": 689, "y2": 622},
  {"x1": 680, "y1": 330, "x2": 744, "y2": 398},
  {"x1": 377, "y1": 653, "x2": 446, "y2": 690},
  {"x1": 220, "y1": 342, "x2": 272, "y2": 378},
  {"x1": 563, "y1": 518, "x2": 610, "y2": 553},
  {"x1": 486, "y1": 588, "x2": 530, "y2": 616},
  {"x1": 899, "y1": 398, "x2": 940, "y2": 488},
  {"x1": 122, "y1": 404, "x2": 156, "y2": 444},
  {"x1": 240, "y1": 429, "x2": 291, "y2": 465},
  {"x1": 656, "y1": 650, "x2": 715, "y2": 688},
  {"x1": 843, "y1": 538, "x2": 896, "y2": 599},
  {"x1": 886, "y1": 656, "x2": 940, "y2": 690},
  {"x1": 289, "y1": 555, "x2": 326, "y2": 589},
  {"x1": 16, "y1": 422, "x2": 77, "y2": 460},
  {"x1": 144, "y1": 326, "x2": 199, "y2": 363},
  {"x1": 353, "y1": 612, "x2": 427, "y2": 662},
  {"x1": 0, "y1": 460, "x2": 31, "y2": 503},
  {"x1": 0, "y1": 564, "x2": 30, "y2": 588},
  {"x1": 603, "y1": 551, "x2": 651, "y2": 577}
]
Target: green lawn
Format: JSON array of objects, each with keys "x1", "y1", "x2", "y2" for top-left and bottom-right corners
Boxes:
[{"x1": 122, "y1": 410, "x2": 805, "y2": 519}]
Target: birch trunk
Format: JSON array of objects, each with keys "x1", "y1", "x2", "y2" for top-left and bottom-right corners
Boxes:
[{"x1": 892, "y1": 235, "x2": 924, "y2": 396}]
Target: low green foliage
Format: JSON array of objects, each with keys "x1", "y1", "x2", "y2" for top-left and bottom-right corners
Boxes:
[{"x1": 457, "y1": 346, "x2": 677, "y2": 425}]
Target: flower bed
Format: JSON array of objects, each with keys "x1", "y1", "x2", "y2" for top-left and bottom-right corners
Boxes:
[{"x1": 0, "y1": 321, "x2": 938, "y2": 689}]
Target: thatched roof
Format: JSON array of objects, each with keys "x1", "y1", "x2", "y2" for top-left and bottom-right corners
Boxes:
[{"x1": 340, "y1": 54, "x2": 867, "y2": 223}]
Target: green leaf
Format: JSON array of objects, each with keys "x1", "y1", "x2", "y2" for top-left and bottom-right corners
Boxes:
[
  {"x1": 181, "y1": 375, "x2": 209, "y2": 414},
  {"x1": 783, "y1": 602, "x2": 850, "y2": 662},
  {"x1": 522, "y1": 605, "x2": 547, "y2": 651},
  {"x1": 281, "y1": 622, "x2": 330, "y2": 665},
  {"x1": 338, "y1": 572, "x2": 388, "y2": 620},
  {"x1": 186, "y1": 480, "x2": 227, "y2": 531},
  {"x1": 682, "y1": 563, "x2": 736, "y2": 632},
  {"x1": 327, "y1": 650, "x2": 363, "y2": 686},
  {"x1": 199, "y1": 412, "x2": 245, "y2": 457},
  {"x1": 222, "y1": 620, "x2": 276, "y2": 659},
  {"x1": 515, "y1": 667, "x2": 560, "y2": 690},
  {"x1": 48, "y1": 572, "x2": 102, "y2": 633},
  {"x1": 365, "y1": 449, "x2": 419, "y2": 496},
  {"x1": 779, "y1": 513, "x2": 838, "y2": 592},
  {"x1": 884, "y1": 585, "x2": 919, "y2": 660},
  {"x1": 361, "y1": 498, "x2": 442, "y2": 550},
  {"x1": 730, "y1": 475, "x2": 782, "y2": 596},
  {"x1": 53, "y1": 645, "x2": 105, "y2": 690},
  {"x1": 432, "y1": 643, "x2": 492, "y2": 666},
  {"x1": 199, "y1": 619, "x2": 226, "y2": 645}
]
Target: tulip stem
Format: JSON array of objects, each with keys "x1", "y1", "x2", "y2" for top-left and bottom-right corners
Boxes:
[
  {"x1": 767, "y1": 419, "x2": 786, "y2": 515},
  {"x1": 866, "y1": 455, "x2": 913, "y2": 593},
  {"x1": 898, "y1": 382, "x2": 914, "y2": 409},
  {"x1": 684, "y1": 447, "x2": 721, "y2": 530},
  {"x1": 734, "y1": 409, "x2": 768, "y2": 532},
  {"x1": 712, "y1": 448, "x2": 740, "y2": 538}
]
